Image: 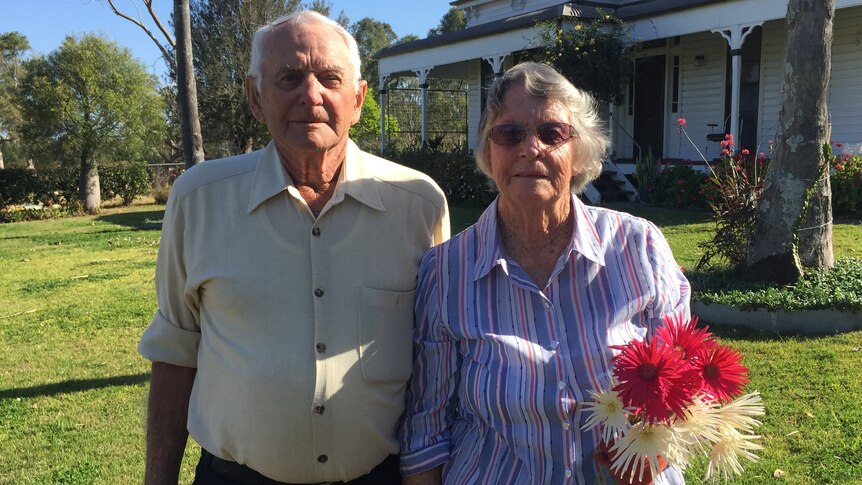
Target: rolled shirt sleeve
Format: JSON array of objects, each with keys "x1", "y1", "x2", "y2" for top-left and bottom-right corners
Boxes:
[
  {"x1": 400, "y1": 248, "x2": 459, "y2": 476},
  {"x1": 138, "y1": 182, "x2": 201, "y2": 368},
  {"x1": 643, "y1": 220, "x2": 691, "y2": 333}
]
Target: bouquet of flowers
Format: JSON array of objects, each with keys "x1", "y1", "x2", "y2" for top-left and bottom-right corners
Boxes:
[{"x1": 584, "y1": 314, "x2": 765, "y2": 484}]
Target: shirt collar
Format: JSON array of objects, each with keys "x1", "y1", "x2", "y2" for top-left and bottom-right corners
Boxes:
[
  {"x1": 471, "y1": 193, "x2": 605, "y2": 281},
  {"x1": 247, "y1": 140, "x2": 385, "y2": 214}
]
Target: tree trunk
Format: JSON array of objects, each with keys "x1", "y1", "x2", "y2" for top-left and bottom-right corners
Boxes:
[
  {"x1": 0, "y1": 147, "x2": 4, "y2": 170},
  {"x1": 79, "y1": 157, "x2": 101, "y2": 214},
  {"x1": 175, "y1": 0, "x2": 205, "y2": 168},
  {"x1": 798, "y1": 171, "x2": 834, "y2": 268},
  {"x1": 744, "y1": 0, "x2": 834, "y2": 284}
]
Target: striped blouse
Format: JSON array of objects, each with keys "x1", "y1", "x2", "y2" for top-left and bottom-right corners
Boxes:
[{"x1": 400, "y1": 195, "x2": 690, "y2": 484}]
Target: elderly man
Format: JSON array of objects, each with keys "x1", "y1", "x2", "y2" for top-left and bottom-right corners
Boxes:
[{"x1": 138, "y1": 11, "x2": 449, "y2": 485}]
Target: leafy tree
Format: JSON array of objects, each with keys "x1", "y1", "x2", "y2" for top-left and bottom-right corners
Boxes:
[
  {"x1": 745, "y1": 0, "x2": 835, "y2": 282},
  {"x1": 398, "y1": 34, "x2": 420, "y2": 44},
  {"x1": 427, "y1": 7, "x2": 466, "y2": 37},
  {"x1": 527, "y1": 14, "x2": 633, "y2": 105},
  {"x1": 0, "y1": 32, "x2": 30, "y2": 169},
  {"x1": 350, "y1": 18, "x2": 397, "y2": 91},
  {"x1": 190, "y1": 0, "x2": 301, "y2": 155},
  {"x1": 106, "y1": 0, "x2": 205, "y2": 168},
  {"x1": 302, "y1": 0, "x2": 330, "y2": 15},
  {"x1": 350, "y1": 91, "x2": 398, "y2": 152},
  {"x1": 19, "y1": 34, "x2": 164, "y2": 213}
]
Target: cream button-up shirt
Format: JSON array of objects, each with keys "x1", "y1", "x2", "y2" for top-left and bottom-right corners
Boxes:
[{"x1": 138, "y1": 140, "x2": 449, "y2": 483}]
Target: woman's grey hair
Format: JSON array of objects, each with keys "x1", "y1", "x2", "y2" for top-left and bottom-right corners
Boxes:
[
  {"x1": 247, "y1": 11, "x2": 362, "y2": 91},
  {"x1": 474, "y1": 62, "x2": 609, "y2": 193}
]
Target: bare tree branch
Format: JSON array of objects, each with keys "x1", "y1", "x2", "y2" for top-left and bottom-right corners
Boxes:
[
  {"x1": 105, "y1": 0, "x2": 176, "y2": 70},
  {"x1": 144, "y1": 0, "x2": 176, "y2": 48}
]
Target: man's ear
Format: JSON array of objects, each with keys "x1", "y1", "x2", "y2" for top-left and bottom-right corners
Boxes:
[
  {"x1": 246, "y1": 76, "x2": 266, "y2": 123},
  {"x1": 351, "y1": 80, "x2": 368, "y2": 125}
]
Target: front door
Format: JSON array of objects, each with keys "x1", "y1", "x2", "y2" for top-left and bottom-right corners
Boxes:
[{"x1": 633, "y1": 55, "x2": 666, "y2": 161}]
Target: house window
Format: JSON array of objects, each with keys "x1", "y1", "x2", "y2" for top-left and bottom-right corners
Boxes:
[{"x1": 671, "y1": 55, "x2": 680, "y2": 113}]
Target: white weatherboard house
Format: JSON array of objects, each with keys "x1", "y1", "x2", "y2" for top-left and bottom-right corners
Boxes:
[{"x1": 376, "y1": 0, "x2": 862, "y2": 202}]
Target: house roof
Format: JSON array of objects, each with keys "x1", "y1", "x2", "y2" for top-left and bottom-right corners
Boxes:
[
  {"x1": 375, "y1": 0, "x2": 726, "y2": 59},
  {"x1": 375, "y1": 3, "x2": 598, "y2": 59}
]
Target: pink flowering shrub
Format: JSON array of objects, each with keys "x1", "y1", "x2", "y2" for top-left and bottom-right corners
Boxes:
[
  {"x1": 698, "y1": 146, "x2": 768, "y2": 269},
  {"x1": 673, "y1": 119, "x2": 767, "y2": 269},
  {"x1": 653, "y1": 164, "x2": 708, "y2": 209},
  {"x1": 831, "y1": 150, "x2": 862, "y2": 218}
]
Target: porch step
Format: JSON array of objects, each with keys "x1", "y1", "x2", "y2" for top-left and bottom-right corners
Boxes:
[
  {"x1": 601, "y1": 189, "x2": 635, "y2": 202},
  {"x1": 592, "y1": 169, "x2": 634, "y2": 203}
]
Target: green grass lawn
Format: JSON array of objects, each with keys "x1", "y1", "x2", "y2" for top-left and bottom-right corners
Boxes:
[{"x1": 1, "y1": 202, "x2": 860, "y2": 484}]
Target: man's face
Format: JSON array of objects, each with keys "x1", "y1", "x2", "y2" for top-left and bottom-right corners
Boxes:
[{"x1": 246, "y1": 21, "x2": 366, "y2": 159}]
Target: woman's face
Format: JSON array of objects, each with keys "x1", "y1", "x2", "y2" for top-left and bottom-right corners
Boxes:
[{"x1": 488, "y1": 83, "x2": 577, "y2": 211}]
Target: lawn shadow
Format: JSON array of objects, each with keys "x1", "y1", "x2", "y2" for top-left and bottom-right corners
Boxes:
[
  {"x1": 701, "y1": 319, "x2": 850, "y2": 343},
  {"x1": 602, "y1": 202, "x2": 712, "y2": 227},
  {"x1": 96, "y1": 210, "x2": 164, "y2": 230},
  {"x1": 0, "y1": 373, "x2": 150, "y2": 399}
]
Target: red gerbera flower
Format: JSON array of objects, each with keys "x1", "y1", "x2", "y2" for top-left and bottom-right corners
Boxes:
[
  {"x1": 655, "y1": 314, "x2": 717, "y2": 368},
  {"x1": 693, "y1": 344, "x2": 749, "y2": 403},
  {"x1": 611, "y1": 337, "x2": 698, "y2": 424}
]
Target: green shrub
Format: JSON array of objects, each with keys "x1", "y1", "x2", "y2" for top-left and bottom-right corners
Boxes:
[
  {"x1": 0, "y1": 168, "x2": 44, "y2": 207},
  {"x1": 100, "y1": 162, "x2": 152, "y2": 205},
  {"x1": 41, "y1": 165, "x2": 81, "y2": 207},
  {"x1": 151, "y1": 185, "x2": 171, "y2": 205},
  {"x1": 383, "y1": 145, "x2": 494, "y2": 205},
  {"x1": 0, "y1": 165, "x2": 78, "y2": 209},
  {"x1": 831, "y1": 152, "x2": 862, "y2": 218},
  {"x1": 654, "y1": 164, "x2": 708, "y2": 208},
  {"x1": 691, "y1": 257, "x2": 862, "y2": 312}
]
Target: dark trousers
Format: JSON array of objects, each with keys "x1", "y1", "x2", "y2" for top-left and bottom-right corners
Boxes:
[{"x1": 193, "y1": 449, "x2": 402, "y2": 485}]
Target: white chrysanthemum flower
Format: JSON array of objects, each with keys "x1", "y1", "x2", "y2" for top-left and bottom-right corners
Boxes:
[
  {"x1": 610, "y1": 422, "x2": 675, "y2": 484},
  {"x1": 582, "y1": 387, "x2": 631, "y2": 444},
  {"x1": 705, "y1": 428, "x2": 763, "y2": 482},
  {"x1": 674, "y1": 396, "x2": 725, "y2": 452},
  {"x1": 713, "y1": 391, "x2": 765, "y2": 433}
]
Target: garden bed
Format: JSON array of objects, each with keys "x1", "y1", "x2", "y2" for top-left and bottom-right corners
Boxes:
[{"x1": 692, "y1": 300, "x2": 862, "y2": 335}]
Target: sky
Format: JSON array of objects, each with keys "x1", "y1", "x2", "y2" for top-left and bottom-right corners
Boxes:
[{"x1": 0, "y1": 0, "x2": 453, "y2": 83}]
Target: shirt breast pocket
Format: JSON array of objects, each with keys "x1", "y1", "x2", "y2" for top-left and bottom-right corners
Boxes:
[{"x1": 358, "y1": 286, "x2": 416, "y2": 384}]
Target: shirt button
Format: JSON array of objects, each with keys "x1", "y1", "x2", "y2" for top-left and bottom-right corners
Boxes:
[
  {"x1": 314, "y1": 288, "x2": 324, "y2": 297},
  {"x1": 565, "y1": 469, "x2": 573, "y2": 478},
  {"x1": 317, "y1": 454, "x2": 328, "y2": 463},
  {"x1": 312, "y1": 227, "x2": 321, "y2": 237},
  {"x1": 562, "y1": 422, "x2": 571, "y2": 430},
  {"x1": 316, "y1": 343, "x2": 326, "y2": 353},
  {"x1": 313, "y1": 405, "x2": 325, "y2": 414},
  {"x1": 558, "y1": 381, "x2": 566, "y2": 390}
]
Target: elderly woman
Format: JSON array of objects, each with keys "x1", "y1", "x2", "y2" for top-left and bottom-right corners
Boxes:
[{"x1": 399, "y1": 62, "x2": 690, "y2": 485}]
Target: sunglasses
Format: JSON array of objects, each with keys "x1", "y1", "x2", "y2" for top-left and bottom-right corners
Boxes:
[{"x1": 488, "y1": 122, "x2": 577, "y2": 147}]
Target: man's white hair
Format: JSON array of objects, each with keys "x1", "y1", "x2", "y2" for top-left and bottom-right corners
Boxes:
[{"x1": 247, "y1": 10, "x2": 362, "y2": 91}]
